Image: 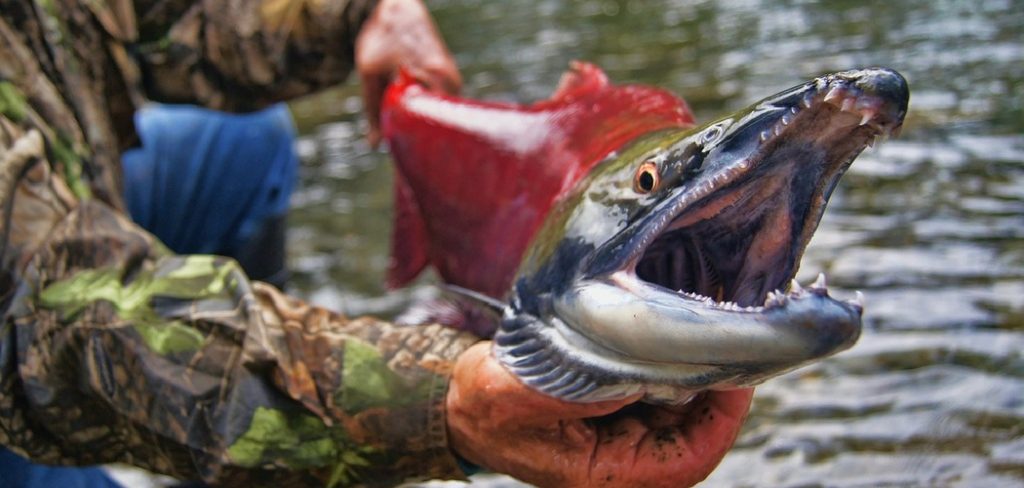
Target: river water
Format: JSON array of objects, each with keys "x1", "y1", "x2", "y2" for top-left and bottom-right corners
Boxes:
[{"x1": 287, "y1": 1, "x2": 1024, "y2": 486}]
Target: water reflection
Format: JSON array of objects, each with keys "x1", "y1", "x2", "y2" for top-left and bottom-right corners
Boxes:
[{"x1": 288, "y1": 0, "x2": 1023, "y2": 485}]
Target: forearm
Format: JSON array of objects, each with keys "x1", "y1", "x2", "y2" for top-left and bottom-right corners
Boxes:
[
  {"x1": 135, "y1": 0, "x2": 379, "y2": 111},
  {"x1": 0, "y1": 133, "x2": 477, "y2": 485}
]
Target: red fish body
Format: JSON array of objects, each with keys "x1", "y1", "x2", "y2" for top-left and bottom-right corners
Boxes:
[{"x1": 382, "y1": 62, "x2": 695, "y2": 298}]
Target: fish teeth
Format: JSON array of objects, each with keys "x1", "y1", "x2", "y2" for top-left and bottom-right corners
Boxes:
[
  {"x1": 678, "y1": 290, "x2": 714, "y2": 304},
  {"x1": 678, "y1": 290, "x2": 767, "y2": 312},
  {"x1": 810, "y1": 272, "x2": 828, "y2": 295},
  {"x1": 846, "y1": 291, "x2": 866, "y2": 314},
  {"x1": 764, "y1": 290, "x2": 788, "y2": 308},
  {"x1": 859, "y1": 112, "x2": 874, "y2": 126},
  {"x1": 841, "y1": 98, "x2": 856, "y2": 113},
  {"x1": 789, "y1": 278, "x2": 804, "y2": 295},
  {"x1": 802, "y1": 93, "x2": 814, "y2": 108},
  {"x1": 869, "y1": 131, "x2": 889, "y2": 149},
  {"x1": 823, "y1": 86, "x2": 843, "y2": 103}
]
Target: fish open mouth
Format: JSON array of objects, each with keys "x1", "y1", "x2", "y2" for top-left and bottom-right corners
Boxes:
[
  {"x1": 634, "y1": 68, "x2": 907, "y2": 312},
  {"x1": 498, "y1": 68, "x2": 909, "y2": 404}
]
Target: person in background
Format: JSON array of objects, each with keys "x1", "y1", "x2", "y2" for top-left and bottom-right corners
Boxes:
[
  {"x1": 1, "y1": 100, "x2": 300, "y2": 487},
  {"x1": 1, "y1": 0, "x2": 473, "y2": 483},
  {"x1": 121, "y1": 103, "x2": 298, "y2": 288},
  {"x1": 0, "y1": 0, "x2": 752, "y2": 486}
]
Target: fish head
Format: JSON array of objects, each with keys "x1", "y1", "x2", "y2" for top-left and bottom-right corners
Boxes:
[{"x1": 498, "y1": 68, "x2": 909, "y2": 404}]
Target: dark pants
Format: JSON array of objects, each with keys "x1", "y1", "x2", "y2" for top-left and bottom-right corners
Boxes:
[{"x1": 0, "y1": 448, "x2": 120, "y2": 488}]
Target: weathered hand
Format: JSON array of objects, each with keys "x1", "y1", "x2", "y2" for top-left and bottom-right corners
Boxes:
[
  {"x1": 355, "y1": 0, "x2": 462, "y2": 147},
  {"x1": 447, "y1": 342, "x2": 754, "y2": 488}
]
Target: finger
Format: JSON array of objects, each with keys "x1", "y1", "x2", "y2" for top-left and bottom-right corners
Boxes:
[
  {"x1": 705, "y1": 388, "x2": 756, "y2": 422},
  {"x1": 520, "y1": 385, "x2": 640, "y2": 423},
  {"x1": 404, "y1": 61, "x2": 462, "y2": 97},
  {"x1": 630, "y1": 389, "x2": 754, "y2": 487},
  {"x1": 452, "y1": 342, "x2": 636, "y2": 428},
  {"x1": 359, "y1": 70, "x2": 390, "y2": 148},
  {"x1": 589, "y1": 416, "x2": 650, "y2": 486},
  {"x1": 673, "y1": 389, "x2": 753, "y2": 459},
  {"x1": 423, "y1": 60, "x2": 463, "y2": 96},
  {"x1": 639, "y1": 394, "x2": 711, "y2": 430}
]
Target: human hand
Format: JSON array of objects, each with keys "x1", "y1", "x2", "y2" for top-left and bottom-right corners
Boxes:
[
  {"x1": 355, "y1": 0, "x2": 462, "y2": 147},
  {"x1": 447, "y1": 342, "x2": 754, "y2": 488}
]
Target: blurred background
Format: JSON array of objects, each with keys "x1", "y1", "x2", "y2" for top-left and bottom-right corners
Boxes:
[{"x1": 286, "y1": 1, "x2": 1023, "y2": 486}]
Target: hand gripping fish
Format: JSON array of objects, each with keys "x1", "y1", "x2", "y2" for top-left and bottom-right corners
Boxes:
[{"x1": 383, "y1": 62, "x2": 908, "y2": 404}]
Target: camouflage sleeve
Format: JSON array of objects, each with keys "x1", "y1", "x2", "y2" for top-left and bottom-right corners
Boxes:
[
  {"x1": 0, "y1": 107, "x2": 479, "y2": 486},
  {"x1": 133, "y1": 0, "x2": 379, "y2": 112}
]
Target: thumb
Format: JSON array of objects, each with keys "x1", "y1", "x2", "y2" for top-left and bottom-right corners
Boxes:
[
  {"x1": 476, "y1": 343, "x2": 641, "y2": 424},
  {"x1": 416, "y1": 62, "x2": 462, "y2": 96},
  {"x1": 359, "y1": 70, "x2": 389, "y2": 148}
]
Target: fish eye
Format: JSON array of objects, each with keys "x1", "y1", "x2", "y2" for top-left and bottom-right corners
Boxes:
[{"x1": 634, "y1": 161, "x2": 660, "y2": 194}]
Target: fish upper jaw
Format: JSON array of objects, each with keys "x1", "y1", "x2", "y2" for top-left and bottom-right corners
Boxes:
[
  {"x1": 581, "y1": 68, "x2": 908, "y2": 312},
  {"x1": 587, "y1": 68, "x2": 909, "y2": 292}
]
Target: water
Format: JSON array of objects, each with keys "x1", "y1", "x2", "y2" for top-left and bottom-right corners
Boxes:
[{"x1": 286, "y1": 1, "x2": 1024, "y2": 486}]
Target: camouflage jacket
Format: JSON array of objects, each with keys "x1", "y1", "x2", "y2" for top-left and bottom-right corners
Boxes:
[{"x1": 0, "y1": 0, "x2": 480, "y2": 486}]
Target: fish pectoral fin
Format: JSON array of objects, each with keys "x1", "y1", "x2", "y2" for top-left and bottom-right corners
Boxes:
[{"x1": 386, "y1": 170, "x2": 430, "y2": 289}]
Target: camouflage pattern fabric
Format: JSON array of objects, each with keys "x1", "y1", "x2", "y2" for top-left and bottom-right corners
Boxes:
[{"x1": 1, "y1": 0, "x2": 480, "y2": 485}]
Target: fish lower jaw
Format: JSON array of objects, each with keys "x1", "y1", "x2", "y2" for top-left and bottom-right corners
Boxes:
[
  {"x1": 494, "y1": 313, "x2": 721, "y2": 405},
  {"x1": 494, "y1": 275, "x2": 862, "y2": 404}
]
